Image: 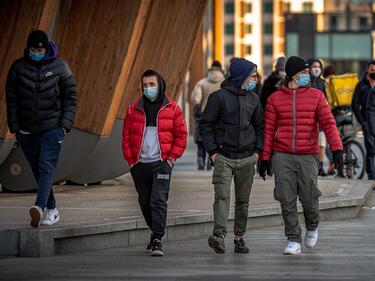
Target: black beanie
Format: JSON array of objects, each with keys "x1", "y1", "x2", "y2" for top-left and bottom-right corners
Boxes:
[
  {"x1": 27, "y1": 30, "x2": 49, "y2": 49},
  {"x1": 285, "y1": 56, "x2": 309, "y2": 79}
]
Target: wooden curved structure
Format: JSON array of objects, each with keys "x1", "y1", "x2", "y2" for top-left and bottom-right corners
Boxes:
[{"x1": 0, "y1": 0, "x2": 207, "y2": 191}]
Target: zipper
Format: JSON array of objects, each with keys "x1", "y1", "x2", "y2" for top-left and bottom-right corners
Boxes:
[
  {"x1": 292, "y1": 89, "x2": 297, "y2": 153},
  {"x1": 35, "y1": 65, "x2": 42, "y2": 131},
  {"x1": 136, "y1": 108, "x2": 146, "y2": 163},
  {"x1": 156, "y1": 103, "x2": 170, "y2": 160}
]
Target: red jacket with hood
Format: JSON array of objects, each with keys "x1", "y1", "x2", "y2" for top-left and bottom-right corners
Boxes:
[
  {"x1": 122, "y1": 72, "x2": 187, "y2": 166},
  {"x1": 261, "y1": 86, "x2": 342, "y2": 160}
]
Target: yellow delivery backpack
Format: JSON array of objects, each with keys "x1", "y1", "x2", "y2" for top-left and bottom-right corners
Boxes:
[{"x1": 326, "y1": 73, "x2": 359, "y2": 108}]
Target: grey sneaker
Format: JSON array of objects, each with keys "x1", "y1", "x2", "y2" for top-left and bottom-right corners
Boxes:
[{"x1": 208, "y1": 234, "x2": 225, "y2": 253}]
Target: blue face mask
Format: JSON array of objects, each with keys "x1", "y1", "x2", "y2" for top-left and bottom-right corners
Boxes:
[
  {"x1": 29, "y1": 52, "x2": 45, "y2": 61},
  {"x1": 296, "y1": 74, "x2": 310, "y2": 87},
  {"x1": 245, "y1": 80, "x2": 257, "y2": 91},
  {"x1": 144, "y1": 86, "x2": 159, "y2": 100}
]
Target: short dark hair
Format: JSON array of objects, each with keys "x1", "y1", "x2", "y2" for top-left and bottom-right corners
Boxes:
[
  {"x1": 211, "y1": 60, "x2": 222, "y2": 68},
  {"x1": 368, "y1": 60, "x2": 375, "y2": 68},
  {"x1": 142, "y1": 69, "x2": 159, "y2": 79}
]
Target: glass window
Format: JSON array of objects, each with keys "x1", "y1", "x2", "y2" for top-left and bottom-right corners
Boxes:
[
  {"x1": 330, "y1": 16, "x2": 337, "y2": 30},
  {"x1": 264, "y1": 3, "x2": 273, "y2": 13},
  {"x1": 225, "y1": 2, "x2": 234, "y2": 14},
  {"x1": 284, "y1": 3, "x2": 291, "y2": 13},
  {"x1": 286, "y1": 33, "x2": 299, "y2": 57},
  {"x1": 302, "y1": 2, "x2": 313, "y2": 13},
  {"x1": 225, "y1": 23, "x2": 235, "y2": 34},
  {"x1": 332, "y1": 34, "x2": 371, "y2": 60},
  {"x1": 264, "y1": 44, "x2": 273, "y2": 55},
  {"x1": 245, "y1": 3, "x2": 252, "y2": 13},
  {"x1": 315, "y1": 34, "x2": 330, "y2": 58},
  {"x1": 359, "y1": 17, "x2": 368, "y2": 29},
  {"x1": 225, "y1": 44, "x2": 234, "y2": 55},
  {"x1": 264, "y1": 23, "x2": 273, "y2": 34},
  {"x1": 245, "y1": 24, "x2": 252, "y2": 34}
]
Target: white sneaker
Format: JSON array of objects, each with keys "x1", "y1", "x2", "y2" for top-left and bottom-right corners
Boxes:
[
  {"x1": 29, "y1": 206, "x2": 43, "y2": 228},
  {"x1": 283, "y1": 241, "x2": 301, "y2": 255},
  {"x1": 41, "y1": 208, "x2": 60, "y2": 226},
  {"x1": 305, "y1": 228, "x2": 318, "y2": 249}
]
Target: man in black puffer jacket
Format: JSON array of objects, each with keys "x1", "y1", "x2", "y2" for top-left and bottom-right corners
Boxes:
[
  {"x1": 200, "y1": 58, "x2": 263, "y2": 255},
  {"x1": 6, "y1": 30, "x2": 77, "y2": 228}
]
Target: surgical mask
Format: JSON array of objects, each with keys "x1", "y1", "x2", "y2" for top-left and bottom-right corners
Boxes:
[
  {"x1": 29, "y1": 52, "x2": 45, "y2": 61},
  {"x1": 311, "y1": 67, "x2": 322, "y2": 78},
  {"x1": 369, "y1": 73, "x2": 375, "y2": 80},
  {"x1": 144, "y1": 86, "x2": 159, "y2": 100},
  {"x1": 278, "y1": 70, "x2": 286, "y2": 79},
  {"x1": 244, "y1": 80, "x2": 257, "y2": 91},
  {"x1": 296, "y1": 74, "x2": 310, "y2": 87}
]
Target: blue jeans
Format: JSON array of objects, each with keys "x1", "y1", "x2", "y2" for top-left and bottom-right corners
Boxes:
[{"x1": 16, "y1": 127, "x2": 65, "y2": 210}]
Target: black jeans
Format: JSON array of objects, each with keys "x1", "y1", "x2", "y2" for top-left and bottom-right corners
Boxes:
[
  {"x1": 130, "y1": 160, "x2": 172, "y2": 240},
  {"x1": 197, "y1": 141, "x2": 206, "y2": 162},
  {"x1": 363, "y1": 122, "x2": 375, "y2": 180},
  {"x1": 16, "y1": 127, "x2": 65, "y2": 210}
]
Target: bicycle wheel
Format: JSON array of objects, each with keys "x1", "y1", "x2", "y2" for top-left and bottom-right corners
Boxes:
[{"x1": 343, "y1": 139, "x2": 365, "y2": 179}]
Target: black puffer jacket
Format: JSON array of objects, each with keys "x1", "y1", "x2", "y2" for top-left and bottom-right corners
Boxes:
[
  {"x1": 6, "y1": 42, "x2": 77, "y2": 134},
  {"x1": 199, "y1": 79, "x2": 263, "y2": 159},
  {"x1": 352, "y1": 75, "x2": 371, "y2": 125}
]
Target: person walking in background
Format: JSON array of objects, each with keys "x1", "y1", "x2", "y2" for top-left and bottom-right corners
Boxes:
[
  {"x1": 122, "y1": 69, "x2": 187, "y2": 256},
  {"x1": 260, "y1": 56, "x2": 287, "y2": 109},
  {"x1": 307, "y1": 58, "x2": 330, "y2": 176},
  {"x1": 352, "y1": 60, "x2": 375, "y2": 185},
  {"x1": 190, "y1": 61, "x2": 225, "y2": 170},
  {"x1": 259, "y1": 56, "x2": 343, "y2": 255},
  {"x1": 6, "y1": 29, "x2": 77, "y2": 228},
  {"x1": 200, "y1": 58, "x2": 263, "y2": 254}
]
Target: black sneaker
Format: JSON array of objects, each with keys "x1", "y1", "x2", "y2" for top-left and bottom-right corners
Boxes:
[
  {"x1": 146, "y1": 234, "x2": 154, "y2": 253},
  {"x1": 208, "y1": 234, "x2": 225, "y2": 253},
  {"x1": 151, "y1": 239, "x2": 164, "y2": 256},
  {"x1": 234, "y1": 237, "x2": 249, "y2": 253}
]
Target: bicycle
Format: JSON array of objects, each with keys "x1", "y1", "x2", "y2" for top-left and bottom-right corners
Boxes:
[{"x1": 334, "y1": 108, "x2": 365, "y2": 179}]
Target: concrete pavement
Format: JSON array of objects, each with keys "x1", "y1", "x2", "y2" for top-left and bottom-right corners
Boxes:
[{"x1": 1, "y1": 193, "x2": 375, "y2": 281}]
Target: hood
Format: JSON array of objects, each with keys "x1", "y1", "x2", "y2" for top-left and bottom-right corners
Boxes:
[
  {"x1": 23, "y1": 40, "x2": 59, "y2": 65},
  {"x1": 139, "y1": 69, "x2": 168, "y2": 106},
  {"x1": 207, "y1": 68, "x2": 225, "y2": 83}
]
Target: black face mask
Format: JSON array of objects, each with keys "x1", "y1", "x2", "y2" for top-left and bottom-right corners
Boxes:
[{"x1": 370, "y1": 72, "x2": 375, "y2": 80}]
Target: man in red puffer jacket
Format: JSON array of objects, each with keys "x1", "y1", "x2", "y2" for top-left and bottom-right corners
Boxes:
[
  {"x1": 259, "y1": 56, "x2": 343, "y2": 255},
  {"x1": 122, "y1": 69, "x2": 187, "y2": 257}
]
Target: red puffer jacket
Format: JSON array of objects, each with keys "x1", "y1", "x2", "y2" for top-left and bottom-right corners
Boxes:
[
  {"x1": 261, "y1": 86, "x2": 343, "y2": 160},
  {"x1": 122, "y1": 96, "x2": 187, "y2": 166}
]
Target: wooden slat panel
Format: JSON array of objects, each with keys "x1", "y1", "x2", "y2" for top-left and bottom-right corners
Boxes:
[
  {"x1": 117, "y1": 0, "x2": 208, "y2": 118},
  {"x1": 0, "y1": 0, "x2": 58, "y2": 140},
  {"x1": 59, "y1": 0, "x2": 146, "y2": 136}
]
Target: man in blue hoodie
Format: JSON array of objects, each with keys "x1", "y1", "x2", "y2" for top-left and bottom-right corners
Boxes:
[
  {"x1": 6, "y1": 30, "x2": 77, "y2": 228},
  {"x1": 200, "y1": 58, "x2": 263, "y2": 254}
]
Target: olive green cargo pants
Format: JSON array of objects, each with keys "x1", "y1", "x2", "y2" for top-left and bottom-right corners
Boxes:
[{"x1": 212, "y1": 153, "x2": 256, "y2": 237}]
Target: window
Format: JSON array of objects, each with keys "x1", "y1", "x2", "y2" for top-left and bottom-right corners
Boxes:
[
  {"x1": 264, "y1": 44, "x2": 273, "y2": 55},
  {"x1": 264, "y1": 23, "x2": 273, "y2": 34},
  {"x1": 225, "y1": 2, "x2": 234, "y2": 14},
  {"x1": 264, "y1": 2, "x2": 273, "y2": 13},
  {"x1": 359, "y1": 17, "x2": 368, "y2": 29},
  {"x1": 244, "y1": 3, "x2": 252, "y2": 13},
  {"x1": 245, "y1": 24, "x2": 252, "y2": 34},
  {"x1": 302, "y1": 2, "x2": 313, "y2": 13},
  {"x1": 225, "y1": 23, "x2": 234, "y2": 34},
  {"x1": 284, "y1": 2, "x2": 291, "y2": 13},
  {"x1": 242, "y1": 44, "x2": 252, "y2": 55},
  {"x1": 225, "y1": 44, "x2": 234, "y2": 55},
  {"x1": 330, "y1": 15, "x2": 337, "y2": 30}
]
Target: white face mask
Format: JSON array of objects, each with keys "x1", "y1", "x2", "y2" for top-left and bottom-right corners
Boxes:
[{"x1": 311, "y1": 67, "x2": 322, "y2": 78}]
